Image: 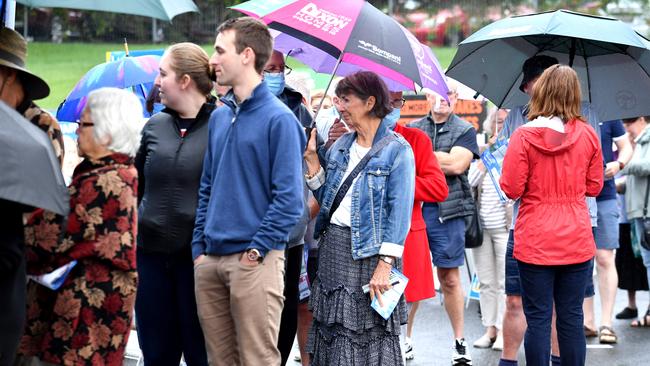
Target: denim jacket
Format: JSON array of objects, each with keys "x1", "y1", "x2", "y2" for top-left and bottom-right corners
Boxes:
[{"x1": 308, "y1": 119, "x2": 415, "y2": 260}]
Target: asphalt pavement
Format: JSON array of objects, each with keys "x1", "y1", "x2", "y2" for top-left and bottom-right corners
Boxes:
[
  {"x1": 287, "y1": 260, "x2": 650, "y2": 366},
  {"x1": 124, "y1": 261, "x2": 650, "y2": 366}
]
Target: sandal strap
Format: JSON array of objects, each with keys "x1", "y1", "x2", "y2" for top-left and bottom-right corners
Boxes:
[{"x1": 599, "y1": 326, "x2": 615, "y2": 335}]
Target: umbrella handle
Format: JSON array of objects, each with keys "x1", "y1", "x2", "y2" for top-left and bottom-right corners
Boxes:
[{"x1": 312, "y1": 52, "x2": 344, "y2": 128}]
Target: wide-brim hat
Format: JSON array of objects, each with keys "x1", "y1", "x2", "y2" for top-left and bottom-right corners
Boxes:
[
  {"x1": 519, "y1": 55, "x2": 559, "y2": 93},
  {"x1": 0, "y1": 27, "x2": 50, "y2": 100}
]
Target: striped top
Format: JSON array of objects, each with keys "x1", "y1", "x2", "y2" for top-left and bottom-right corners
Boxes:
[{"x1": 468, "y1": 162, "x2": 507, "y2": 230}]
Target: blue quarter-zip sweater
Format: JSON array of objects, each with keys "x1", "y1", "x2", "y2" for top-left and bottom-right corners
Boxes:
[{"x1": 191, "y1": 82, "x2": 306, "y2": 260}]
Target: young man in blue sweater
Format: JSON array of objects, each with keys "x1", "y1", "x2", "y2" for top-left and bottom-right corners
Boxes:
[{"x1": 192, "y1": 17, "x2": 306, "y2": 366}]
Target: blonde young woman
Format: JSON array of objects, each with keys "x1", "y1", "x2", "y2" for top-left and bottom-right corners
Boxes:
[{"x1": 134, "y1": 43, "x2": 215, "y2": 366}]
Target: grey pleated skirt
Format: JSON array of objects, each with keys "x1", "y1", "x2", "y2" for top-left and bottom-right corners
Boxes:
[{"x1": 307, "y1": 224, "x2": 407, "y2": 366}]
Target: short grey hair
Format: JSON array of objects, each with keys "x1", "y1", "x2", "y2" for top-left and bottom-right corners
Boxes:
[{"x1": 85, "y1": 88, "x2": 144, "y2": 157}]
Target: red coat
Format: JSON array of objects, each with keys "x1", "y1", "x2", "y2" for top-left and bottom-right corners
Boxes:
[
  {"x1": 394, "y1": 124, "x2": 447, "y2": 301},
  {"x1": 394, "y1": 124, "x2": 448, "y2": 230},
  {"x1": 500, "y1": 117, "x2": 603, "y2": 266}
]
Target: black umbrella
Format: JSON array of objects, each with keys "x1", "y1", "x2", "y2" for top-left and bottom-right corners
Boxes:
[{"x1": 0, "y1": 101, "x2": 69, "y2": 215}]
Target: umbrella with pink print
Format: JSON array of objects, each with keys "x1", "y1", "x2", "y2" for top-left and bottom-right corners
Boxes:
[{"x1": 232, "y1": 0, "x2": 448, "y2": 96}]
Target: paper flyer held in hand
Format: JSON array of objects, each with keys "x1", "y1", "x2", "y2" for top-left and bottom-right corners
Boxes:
[
  {"x1": 362, "y1": 268, "x2": 409, "y2": 320},
  {"x1": 29, "y1": 260, "x2": 77, "y2": 290},
  {"x1": 481, "y1": 138, "x2": 509, "y2": 202}
]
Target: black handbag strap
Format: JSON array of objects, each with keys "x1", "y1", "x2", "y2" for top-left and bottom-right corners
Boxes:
[
  {"x1": 643, "y1": 177, "x2": 650, "y2": 218},
  {"x1": 328, "y1": 134, "x2": 396, "y2": 221}
]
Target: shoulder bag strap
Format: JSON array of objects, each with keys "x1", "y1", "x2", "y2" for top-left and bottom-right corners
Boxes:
[
  {"x1": 327, "y1": 134, "x2": 396, "y2": 221},
  {"x1": 643, "y1": 177, "x2": 650, "y2": 218}
]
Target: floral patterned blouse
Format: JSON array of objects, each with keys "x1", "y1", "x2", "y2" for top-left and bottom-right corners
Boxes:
[{"x1": 19, "y1": 153, "x2": 138, "y2": 366}]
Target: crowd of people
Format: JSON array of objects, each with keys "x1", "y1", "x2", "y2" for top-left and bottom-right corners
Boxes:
[{"x1": 1, "y1": 14, "x2": 649, "y2": 366}]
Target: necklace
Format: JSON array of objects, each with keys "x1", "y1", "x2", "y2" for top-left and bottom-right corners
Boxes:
[{"x1": 351, "y1": 142, "x2": 368, "y2": 160}]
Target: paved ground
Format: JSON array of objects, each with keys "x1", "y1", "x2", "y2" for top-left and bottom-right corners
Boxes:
[
  {"x1": 287, "y1": 259, "x2": 650, "y2": 366},
  {"x1": 125, "y1": 260, "x2": 650, "y2": 366}
]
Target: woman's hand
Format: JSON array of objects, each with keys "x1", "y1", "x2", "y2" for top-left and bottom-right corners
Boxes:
[
  {"x1": 304, "y1": 128, "x2": 321, "y2": 177},
  {"x1": 369, "y1": 259, "x2": 392, "y2": 307}
]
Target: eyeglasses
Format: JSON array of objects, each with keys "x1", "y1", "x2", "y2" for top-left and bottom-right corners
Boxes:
[
  {"x1": 75, "y1": 120, "x2": 94, "y2": 128},
  {"x1": 390, "y1": 98, "x2": 406, "y2": 108},
  {"x1": 264, "y1": 64, "x2": 292, "y2": 75}
]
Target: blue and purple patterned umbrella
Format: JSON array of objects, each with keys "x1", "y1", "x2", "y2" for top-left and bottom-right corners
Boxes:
[{"x1": 57, "y1": 55, "x2": 160, "y2": 122}]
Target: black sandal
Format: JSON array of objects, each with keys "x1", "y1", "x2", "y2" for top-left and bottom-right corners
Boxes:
[
  {"x1": 615, "y1": 307, "x2": 638, "y2": 319},
  {"x1": 630, "y1": 309, "x2": 650, "y2": 328}
]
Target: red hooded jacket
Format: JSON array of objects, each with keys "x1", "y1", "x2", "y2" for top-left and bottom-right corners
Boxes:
[{"x1": 500, "y1": 117, "x2": 603, "y2": 265}]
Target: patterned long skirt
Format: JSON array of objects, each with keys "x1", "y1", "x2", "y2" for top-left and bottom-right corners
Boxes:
[{"x1": 307, "y1": 224, "x2": 406, "y2": 366}]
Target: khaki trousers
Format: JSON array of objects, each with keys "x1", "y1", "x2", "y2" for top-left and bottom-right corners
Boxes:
[{"x1": 194, "y1": 250, "x2": 285, "y2": 366}]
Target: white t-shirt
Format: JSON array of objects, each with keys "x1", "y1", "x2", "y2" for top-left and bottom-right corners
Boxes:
[{"x1": 330, "y1": 141, "x2": 371, "y2": 227}]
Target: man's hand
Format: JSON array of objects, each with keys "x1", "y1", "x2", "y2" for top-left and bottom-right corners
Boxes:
[
  {"x1": 194, "y1": 255, "x2": 205, "y2": 266},
  {"x1": 240, "y1": 253, "x2": 260, "y2": 267},
  {"x1": 488, "y1": 134, "x2": 498, "y2": 146},
  {"x1": 604, "y1": 161, "x2": 621, "y2": 179},
  {"x1": 369, "y1": 259, "x2": 392, "y2": 307},
  {"x1": 325, "y1": 119, "x2": 349, "y2": 148}
]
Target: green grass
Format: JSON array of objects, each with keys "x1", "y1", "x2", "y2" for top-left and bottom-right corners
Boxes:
[{"x1": 26, "y1": 42, "x2": 457, "y2": 112}]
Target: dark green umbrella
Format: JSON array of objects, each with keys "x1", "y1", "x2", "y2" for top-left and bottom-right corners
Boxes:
[{"x1": 447, "y1": 9, "x2": 650, "y2": 121}]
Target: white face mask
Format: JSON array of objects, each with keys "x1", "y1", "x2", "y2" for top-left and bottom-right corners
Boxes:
[{"x1": 432, "y1": 94, "x2": 444, "y2": 113}]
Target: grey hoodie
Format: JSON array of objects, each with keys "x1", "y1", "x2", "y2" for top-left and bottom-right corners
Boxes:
[{"x1": 623, "y1": 125, "x2": 650, "y2": 219}]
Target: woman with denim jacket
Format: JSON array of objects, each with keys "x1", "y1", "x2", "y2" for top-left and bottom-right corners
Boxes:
[{"x1": 303, "y1": 71, "x2": 415, "y2": 365}]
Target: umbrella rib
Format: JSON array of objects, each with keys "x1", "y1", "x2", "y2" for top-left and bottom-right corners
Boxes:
[
  {"x1": 580, "y1": 39, "x2": 593, "y2": 104},
  {"x1": 619, "y1": 47, "x2": 650, "y2": 88},
  {"x1": 447, "y1": 39, "x2": 496, "y2": 74},
  {"x1": 270, "y1": 22, "x2": 341, "y2": 58}
]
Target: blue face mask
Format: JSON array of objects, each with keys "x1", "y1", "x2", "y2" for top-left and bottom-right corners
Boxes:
[
  {"x1": 263, "y1": 72, "x2": 285, "y2": 96},
  {"x1": 385, "y1": 107, "x2": 401, "y2": 129}
]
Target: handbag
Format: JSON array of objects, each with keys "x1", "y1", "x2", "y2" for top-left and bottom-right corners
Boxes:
[
  {"x1": 641, "y1": 180, "x2": 650, "y2": 251},
  {"x1": 464, "y1": 184, "x2": 483, "y2": 249},
  {"x1": 465, "y1": 202, "x2": 483, "y2": 249}
]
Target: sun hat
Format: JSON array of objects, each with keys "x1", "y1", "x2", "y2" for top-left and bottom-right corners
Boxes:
[{"x1": 0, "y1": 27, "x2": 50, "y2": 100}]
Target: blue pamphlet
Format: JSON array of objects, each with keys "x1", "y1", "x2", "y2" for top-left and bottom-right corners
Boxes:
[
  {"x1": 481, "y1": 138, "x2": 509, "y2": 202},
  {"x1": 362, "y1": 268, "x2": 409, "y2": 320},
  {"x1": 29, "y1": 260, "x2": 77, "y2": 290}
]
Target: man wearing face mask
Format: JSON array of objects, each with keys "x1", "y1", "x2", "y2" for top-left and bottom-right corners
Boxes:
[
  {"x1": 409, "y1": 81, "x2": 479, "y2": 366},
  {"x1": 264, "y1": 50, "x2": 313, "y2": 128},
  {"x1": 263, "y1": 49, "x2": 314, "y2": 366}
]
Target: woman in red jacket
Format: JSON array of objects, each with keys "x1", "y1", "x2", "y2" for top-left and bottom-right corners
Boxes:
[
  {"x1": 388, "y1": 92, "x2": 449, "y2": 360},
  {"x1": 500, "y1": 65, "x2": 603, "y2": 366}
]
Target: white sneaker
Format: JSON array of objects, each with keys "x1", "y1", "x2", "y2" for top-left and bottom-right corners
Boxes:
[
  {"x1": 452, "y1": 338, "x2": 472, "y2": 366},
  {"x1": 472, "y1": 333, "x2": 495, "y2": 349},
  {"x1": 404, "y1": 338, "x2": 415, "y2": 360},
  {"x1": 491, "y1": 335, "x2": 503, "y2": 351}
]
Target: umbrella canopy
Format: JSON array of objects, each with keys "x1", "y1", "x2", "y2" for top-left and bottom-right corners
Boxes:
[
  {"x1": 57, "y1": 55, "x2": 160, "y2": 121},
  {"x1": 16, "y1": 0, "x2": 198, "y2": 21},
  {"x1": 232, "y1": 0, "x2": 448, "y2": 95},
  {"x1": 0, "y1": 101, "x2": 69, "y2": 215},
  {"x1": 447, "y1": 9, "x2": 650, "y2": 121}
]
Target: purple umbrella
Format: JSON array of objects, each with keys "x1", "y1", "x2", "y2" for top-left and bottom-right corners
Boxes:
[{"x1": 232, "y1": 0, "x2": 448, "y2": 95}]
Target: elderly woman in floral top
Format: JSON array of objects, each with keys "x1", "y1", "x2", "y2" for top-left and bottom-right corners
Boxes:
[{"x1": 18, "y1": 88, "x2": 144, "y2": 366}]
